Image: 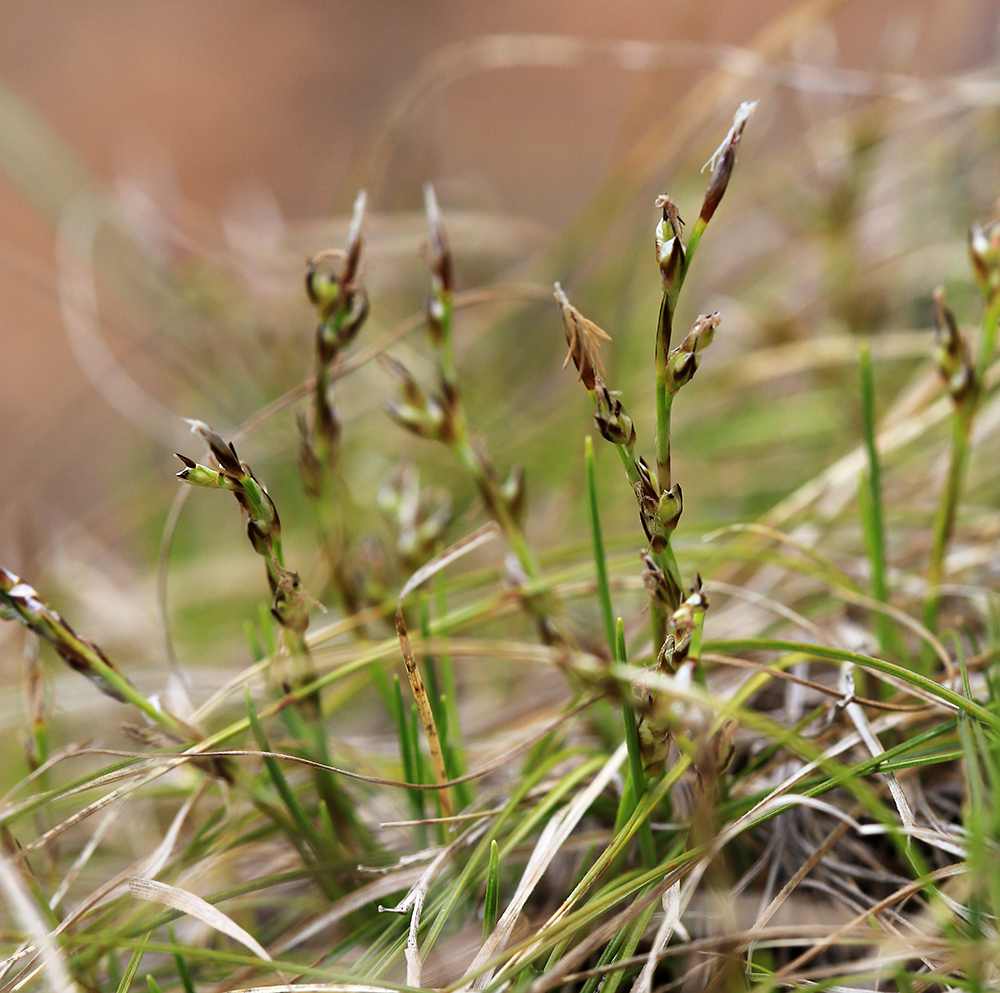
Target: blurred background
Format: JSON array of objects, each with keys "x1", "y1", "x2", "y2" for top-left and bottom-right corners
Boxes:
[{"x1": 2, "y1": 0, "x2": 1000, "y2": 719}]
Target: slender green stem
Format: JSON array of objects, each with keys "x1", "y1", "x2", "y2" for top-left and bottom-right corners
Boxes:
[
  {"x1": 432, "y1": 577, "x2": 472, "y2": 809},
  {"x1": 924, "y1": 407, "x2": 973, "y2": 638},
  {"x1": 245, "y1": 689, "x2": 330, "y2": 860},
  {"x1": 483, "y1": 839, "x2": 500, "y2": 940},
  {"x1": 600, "y1": 894, "x2": 658, "y2": 993},
  {"x1": 618, "y1": 621, "x2": 657, "y2": 867},
  {"x1": 682, "y1": 217, "x2": 708, "y2": 278},
  {"x1": 858, "y1": 344, "x2": 900, "y2": 668},
  {"x1": 68, "y1": 640, "x2": 195, "y2": 743},
  {"x1": 859, "y1": 345, "x2": 887, "y2": 605},
  {"x1": 168, "y1": 927, "x2": 196, "y2": 993},
  {"x1": 390, "y1": 674, "x2": 425, "y2": 832},
  {"x1": 925, "y1": 293, "x2": 1000, "y2": 636},
  {"x1": 975, "y1": 294, "x2": 1000, "y2": 382},
  {"x1": 585, "y1": 437, "x2": 616, "y2": 652},
  {"x1": 579, "y1": 926, "x2": 630, "y2": 993},
  {"x1": 586, "y1": 438, "x2": 655, "y2": 864}
]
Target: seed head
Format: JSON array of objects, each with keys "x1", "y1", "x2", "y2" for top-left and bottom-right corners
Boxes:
[
  {"x1": 640, "y1": 553, "x2": 671, "y2": 606},
  {"x1": 174, "y1": 453, "x2": 236, "y2": 490},
  {"x1": 594, "y1": 382, "x2": 636, "y2": 448},
  {"x1": 654, "y1": 195, "x2": 685, "y2": 291},
  {"x1": 305, "y1": 190, "x2": 370, "y2": 360},
  {"x1": 378, "y1": 464, "x2": 453, "y2": 568},
  {"x1": 933, "y1": 287, "x2": 975, "y2": 404},
  {"x1": 271, "y1": 566, "x2": 313, "y2": 635},
  {"x1": 424, "y1": 184, "x2": 453, "y2": 296},
  {"x1": 1, "y1": 567, "x2": 132, "y2": 702},
  {"x1": 500, "y1": 464, "x2": 527, "y2": 528},
  {"x1": 969, "y1": 218, "x2": 1000, "y2": 305},
  {"x1": 699, "y1": 100, "x2": 757, "y2": 224},
  {"x1": 666, "y1": 312, "x2": 721, "y2": 393},
  {"x1": 660, "y1": 574, "x2": 709, "y2": 671},
  {"x1": 656, "y1": 483, "x2": 683, "y2": 533},
  {"x1": 379, "y1": 355, "x2": 451, "y2": 441},
  {"x1": 344, "y1": 189, "x2": 367, "y2": 286},
  {"x1": 183, "y1": 419, "x2": 243, "y2": 478},
  {"x1": 553, "y1": 283, "x2": 612, "y2": 392}
]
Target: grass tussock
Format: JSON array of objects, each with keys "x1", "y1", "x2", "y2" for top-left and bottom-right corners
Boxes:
[{"x1": 4, "y1": 28, "x2": 1000, "y2": 993}]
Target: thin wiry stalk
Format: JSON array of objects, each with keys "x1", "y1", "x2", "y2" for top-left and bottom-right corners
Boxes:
[
  {"x1": 384, "y1": 186, "x2": 560, "y2": 642},
  {"x1": 0, "y1": 567, "x2": 200, "y2": 746},
  {"x1": 175, "y1": 419, "x2": 314, "y2": 653},
  {"x1": 299, "y1": 189, "x2": 370, "y2": 607},
  {"x1": 858, "y1": 343, "x2": 897, "y2": 666},
  {"x1": 557, "y1": 102, "x2": 753, "y2": 652},
  {"x1": 924, "y1": 264, "x2": 1000, "y2": 639}
]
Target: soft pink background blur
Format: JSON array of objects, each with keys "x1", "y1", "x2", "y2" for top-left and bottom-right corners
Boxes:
[{"x1": 1, "y1": 0, "x2": 998, "y2": 562}]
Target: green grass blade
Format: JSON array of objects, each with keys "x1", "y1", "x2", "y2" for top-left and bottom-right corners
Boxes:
[
  {"x1": 483, "y1": 839, "x2": 500, "y2": 940},
  {"x1": 168, "y1": 926, "x2": 196, "y2": 993},
  {"x1": 858, "y1": 343, "x2": 900, "y2": 665},
  {"x1": 708, "y1": 638, "x2": 1000, "y2": 733},
  {"x1": 244, "y1": 688, "x2": 328, "y2": 859},
  {"x1": 617, "y1": 620, "x2": 656, "y2": 867},
  {"x1": 585, "y1": 436, "x2": 616, "y2": 651},
  {"x1": 435, "y1": 575, "x2": 471, "y2": 808},
  {"x1": 116, "y1": 931, "x2": 150, "y2": 993}
]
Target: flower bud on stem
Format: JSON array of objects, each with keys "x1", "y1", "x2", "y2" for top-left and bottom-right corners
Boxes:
[
  {"x1": 0, "y1": 567, "x2": 207, "y2": 748},
  {"x1": 923, "y1": 265, "x2": 1000, "y2": 639},
  {"x1": 384, "y1": 187, "x2": 558, "y2": 643},
  {"x1": 177, "y1": 420, "x2": 313, "y2": 655},
  {"x1": 558, "y1": 104, "x2": 750, "y2": 653},
  {"x1": 299, "y1": 191, "x2": 370, "y2": 613}
]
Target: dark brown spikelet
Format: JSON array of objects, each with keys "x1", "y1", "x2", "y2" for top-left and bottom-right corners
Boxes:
[
  {"x1": 654, "y1": 194, "x2": 684, "y2": 239},
  {"x1": 184, "y1": 419, "x2": 244, "y2": 479},
  {"x1": 424, "y1": 184, "x2": 453, "y2": 295},
  {"x1": 699, "y1": 100, "x2": 757, "y2": 225},
  {"x1": 969, "y1": 213, "x2": 1000, "y2": 305},
  {"x1": 933, "y1": 286, "x2": 975, "y2": 403},
  {"x1": 0, "y1": 567, "x2": 132, "y2": 702},
  {"x1": 654, "y1": 195, "x2": 686, "y2": 289},
  {"x1": 553, "y1": 283, "x2": 612, "y2": 392}
]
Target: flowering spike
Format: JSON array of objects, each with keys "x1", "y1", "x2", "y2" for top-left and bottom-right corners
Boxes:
[
  {"x1": 666, "y1": 312, "x2": 721, "y2": 393},
  {"x1": 0, "y1": 567, "x2": 132, "y2": 702},
  {"x1": 184, "y1": 419, "x2": 243, "y2": 478},
  {"x1": 424, "y1": 184, "x2": 453, "y2": 296},
  {"x1": 699, "y1": 100, "x2": 757, "y2": 224},
  {"x1": 594, "y1": 382, "x2": 636, "y2": 448},
  {"x1": 554, "y1": 283, "x2": 612, "y2": 392},
  {"x1": 654, "y1": 195, "x2": 686, "y2": 292},
  {"x1": 933, "y1": 287, "x2": 975, "y2": 404},
  {"x1": 969, "y1": 219, "x2": 1000, "y2": 306}
]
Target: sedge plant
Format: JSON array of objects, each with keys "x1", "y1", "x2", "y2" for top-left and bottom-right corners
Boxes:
[
  {"x1": 557, "y1": 102, "x2": 753, "y2": 775},
  {"x1": 924, "y1": 221, "x2": 1000, "y2": 637},
  {"x1": 8, "y1": 82, "x2": 1000, "y2": 993}
]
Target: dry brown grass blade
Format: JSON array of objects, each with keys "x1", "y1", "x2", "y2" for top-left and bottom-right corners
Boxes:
[
  {"x1": 0, "y1": 783, "x2": 204, "y2": 988},
  {"x1": 396, "y1": 522, "x2": 500, "y2": 820},
  {"x1": 380, "y1": 819, "x2": 488, "y2": 988},
  {"x1": 0, "y1": 854, "x2": 78, "y2": 993},
  {"x1": 128, "y1": 876, "x2": 273, "y2": 963},
  {"x1": 772, "y1": 862, "x2": 967, "y2": 985},
  {"x1": 467, "y1": 742, "x2": 627, "y2": 989}
]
